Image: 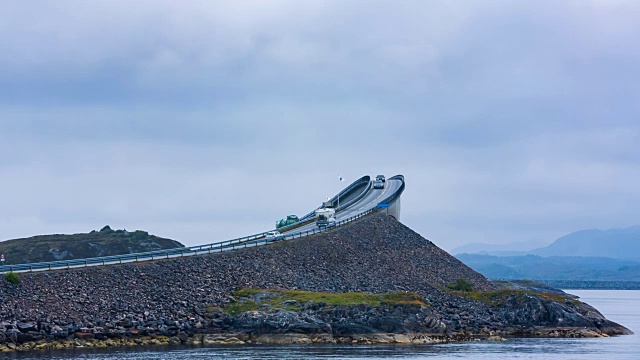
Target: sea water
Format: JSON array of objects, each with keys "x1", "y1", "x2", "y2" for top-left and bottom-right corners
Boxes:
[{"x1": 6, "y1": 290, "x2": 639, "y2": 360}]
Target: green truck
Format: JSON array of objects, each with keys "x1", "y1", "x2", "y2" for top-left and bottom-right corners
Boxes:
[{"x1": 276, "y1": 215, "x2": 299, "y2": 229}]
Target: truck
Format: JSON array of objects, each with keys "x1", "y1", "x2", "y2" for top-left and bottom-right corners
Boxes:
[
  {"x1": 315, "y1": 208, "x2": 336, "y2": 228},
  {"x1": 276, "y1": 215, "x2": 299, "y2": 229}
]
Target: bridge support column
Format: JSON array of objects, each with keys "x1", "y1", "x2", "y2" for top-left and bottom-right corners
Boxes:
[{"x1": 385, "y1": 197, "x2": 401, "y2": 221}]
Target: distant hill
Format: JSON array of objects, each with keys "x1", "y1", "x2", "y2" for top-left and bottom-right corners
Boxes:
[
  {"x1": 0, "y1": 225, "x2": 184, "y2": 265},
  {"x1": 451, "y1": 239, "x2": 545, "y2": 256},
  {"x1": 456, "y1": 253, "x2": 640, "y2": 281},
  {"x1": 529, "y1": 226, "x2": 640, "y2": 260}
]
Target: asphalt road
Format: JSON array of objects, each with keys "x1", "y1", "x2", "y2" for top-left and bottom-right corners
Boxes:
[{"x1": 280, "y1": 178, "x2": 402, "y2": 235}]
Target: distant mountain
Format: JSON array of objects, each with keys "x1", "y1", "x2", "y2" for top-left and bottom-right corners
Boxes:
[
  {"x1": 451, "y1": 225, "x2": 640, "y2": 282},
  {"x1": 0, "y1": 225, "x2": 184, "y2": 265},
  {"x1": 529, "y1": 226, "x2": 640, "y2": 260},
  {"x1": 456, "y1": 253, "x2": 640, "y2": 281},
  {"x1": 452, "y1": 239, "x2": 545, "y2": 256}
]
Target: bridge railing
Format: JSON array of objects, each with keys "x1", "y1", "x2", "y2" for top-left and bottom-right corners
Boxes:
[
  {"x1": 297, "y1": 175, "x2": 371, "y2": 222},
  {"x1": 0, "y1": 175, "x2": 404, "y2": 273},
  {"x1": 0, "y1": 208, "x2": 376, "y2": 273},
  {"x1": 378, "y1": 175, "x2": 405, "y2": 205},
  {"x1": 328, "y1": 175, "x2": 371, "y2": 209},
  {"x1": 335, "y1": 178, "x2": 371, "y2": 212},
  {"x1": 0, "y1": 230, "x2": 266, "y2": 273},
  {"x1": 205, "y1": 208, "x2": 376, "y2": 252}
]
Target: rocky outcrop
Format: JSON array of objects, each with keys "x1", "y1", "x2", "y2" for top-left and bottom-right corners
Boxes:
[
  {"x1": 0, "y1": 214, "x2": 632, "y2": 352},
  {"x1": 212, "y1": 291, "x2": 447, "y2": 337}
]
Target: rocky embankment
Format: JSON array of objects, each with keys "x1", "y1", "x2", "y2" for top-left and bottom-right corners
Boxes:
[{"x1": 0, "y1": 214, "x2": 632, "y2": 351}]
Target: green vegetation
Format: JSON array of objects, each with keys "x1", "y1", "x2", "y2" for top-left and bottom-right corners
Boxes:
[
  {"x1": 4, "y1": 272, "x2": 19, "y2": 284},
  {"x1": 220, "y1": 289, "x2": 428, "y2": 315},
  {"x1": 380, "y1": 292, "x2": 427, "y2": 306},
  {"x1": 224, "y1": 300, "x2": 259, "y2": 315},
  {"x1": 234, "y1": 288, "x2": 263, "y2": 297},
  {"x1": 447, "y1": 278, "x2": 473, "y2": 292},
  {"x1": 444, "y1": 279, "x2": 579, "y2": 307},
  {"x1": 463, "y1": 289, "x2": 580, "y2": 308},
  {"x1": 131, "y1": 230, "x2": 150, "y2": 240}
]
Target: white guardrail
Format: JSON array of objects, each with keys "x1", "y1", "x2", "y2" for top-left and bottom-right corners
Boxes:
[{"x1": 0, "y1": 175, "x2": 404, "y2": 273}]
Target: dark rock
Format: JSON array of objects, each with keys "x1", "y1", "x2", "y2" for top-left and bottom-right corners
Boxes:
[
  {"x1": 17, "y1": 323, "x2": 36, "y2": 333},
  {"x1": 6, "y1": 329, "x2": 20, "y2": 343},
  {"x1": 177, "y1": 331, "x2": 188, "y2": 342},
  {"x1": 16, "y1": 332, "x2": 34, "y2": 343},
  {"x1": 75, "y1": 332, "x2": 95, "y2": 340}
]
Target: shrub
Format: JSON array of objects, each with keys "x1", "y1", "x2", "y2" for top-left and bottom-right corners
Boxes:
[
  {"x1": 5, "y1": 272, "x2": 19, "y2": 285},
  {"x1": 448, "y1": 278, "x2": 473, "y2": 292},
  {"x1": 131, "y1": 230, "x2": 150, "y2": 240},
  {"x1": 100, "y1": 225, "x2": 113, "y2": 233}
]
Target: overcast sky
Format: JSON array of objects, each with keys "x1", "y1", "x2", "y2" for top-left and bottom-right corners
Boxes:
[{"x1": 1, "y1": 0, "x2": 639, "y2": 252}]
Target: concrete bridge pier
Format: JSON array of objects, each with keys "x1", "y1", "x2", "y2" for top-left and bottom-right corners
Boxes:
[{"x1": 383, "y1": 197, "x2": 401, "y2": 221}]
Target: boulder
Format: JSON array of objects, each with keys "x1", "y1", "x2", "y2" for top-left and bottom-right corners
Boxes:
[
  {"x1": 75, "y1": 332, "x2": 95, "y2": 340},
  {"x1": 17, "y1": 323, "x2": 36, "y2": 333}
]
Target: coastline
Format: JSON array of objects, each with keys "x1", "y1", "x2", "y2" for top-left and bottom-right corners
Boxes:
[
  {"x1": 0, "y1": 288, "x2": 631, "y2": 353},
  {"x1": 0, "y1": 327, "x2": 618, "y2": 352}
]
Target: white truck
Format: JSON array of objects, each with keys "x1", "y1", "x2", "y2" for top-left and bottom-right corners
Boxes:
[{"x1": 315, "y1": 208, "x2": 336, "y2": 228}]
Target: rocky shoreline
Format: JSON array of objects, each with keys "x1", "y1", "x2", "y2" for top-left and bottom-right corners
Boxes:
[
  {"x1": 0, "y1": 307, "x2": 619, "y2": 353},
  {"x1": 0, "y1": 332, "x2": 468, "y2": 352},
  {"x1": 1, "y1": 330, "x2": 614, "y2": 353},
  {"x1": 0, "y1": 305, "x2": 620, "y2": 353},
  {"x1": 0, "y1": 214, "x2": 632, "y2": 352}
]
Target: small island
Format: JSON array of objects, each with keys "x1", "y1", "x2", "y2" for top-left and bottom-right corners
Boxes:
[
  {"x1": 0, "y1": 226, "x2": 183, "y2": 264},
  {"x1": 0, "y1": 214, "x2": 631, "y2": 352}
]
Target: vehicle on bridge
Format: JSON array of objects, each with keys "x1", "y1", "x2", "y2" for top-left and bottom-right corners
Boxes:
[
  {"x1": 375, "y1": 174, "x2": 385, "y2": 182},
  {"x1": 315, "y1": 208, "x2": 336, "y2": 228},
  {"x1": 276, "y1": 215, "x2": 299, "y2": 229},
  {"x1": 373, "y1": 179, "x2": 384, "y2": 189},
  {"x1": 265, "y1": 231, "x2": 284, "y2": 242}
]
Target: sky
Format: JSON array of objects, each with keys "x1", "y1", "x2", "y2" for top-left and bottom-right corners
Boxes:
[{"x1": 1, "y1": 0, "x2": 639, "y2": 252}]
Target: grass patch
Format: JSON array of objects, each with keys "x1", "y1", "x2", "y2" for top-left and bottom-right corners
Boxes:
[
  {"x1": 259, "y1": 289, "x2": 427, "y2": 307},
  {"x1": 380, "y1": 292, "x2": 427, "y2": 306},
  {"x1": 219, "y1": 289, "x2": 428, "y2": 315},
  {"x1": 274, "y1": 290, "x2": 382, "y2": 306},
  {"x1": 447, "y1": 278, "x2": 473, "y2": 292},
  {"x1": 4, "y1": 272, "x2": 19, "y2": 284},
  {"x1": 465, "y1": 290, "x2": 515, "y2": 307},
  {"x1": 538, "y1": 292, "x2": 580, "y2": 304},
  {"x1": 234, "y1": 288, "x2": 263, "y2": 298},
  {"x1": 224, "y1": 300, "x2": 258, "y2": 316}
]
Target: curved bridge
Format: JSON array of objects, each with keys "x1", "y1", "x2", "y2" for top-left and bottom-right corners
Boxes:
[{"x1": 1, "y1": 175, "x2": 405, "y2": 273}]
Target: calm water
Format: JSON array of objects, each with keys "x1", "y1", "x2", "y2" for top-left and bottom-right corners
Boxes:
[{"x1": 6, "y1": 290, "x2": 639, "y2": 359}]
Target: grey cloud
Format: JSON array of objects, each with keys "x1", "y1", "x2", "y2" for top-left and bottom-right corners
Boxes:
[{"x1": 1, "y1": 1, "x2": 640, "y2": 250}]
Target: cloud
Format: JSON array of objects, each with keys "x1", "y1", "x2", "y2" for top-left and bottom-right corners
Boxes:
[{"x1": 1, "y1": 1, "x2": 640, "y2": 251}]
